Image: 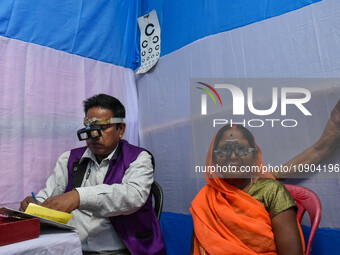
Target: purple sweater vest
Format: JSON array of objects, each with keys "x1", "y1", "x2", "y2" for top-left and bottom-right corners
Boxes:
[{"x1": 65, "y1": 139, "x2": 166, "y2": 255}]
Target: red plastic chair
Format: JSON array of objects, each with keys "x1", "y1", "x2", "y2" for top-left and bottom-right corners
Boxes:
[{"x1": 284, "y1": 184, "x2": 322, "y2": 255}]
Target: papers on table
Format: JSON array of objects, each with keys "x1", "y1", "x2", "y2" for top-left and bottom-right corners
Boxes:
[
  {"x1": 25, "y1": 203, "x2": 73, "y2": 224},
  {"x1": 0, "y1": 206, "x2": 75, "y2": 231}
]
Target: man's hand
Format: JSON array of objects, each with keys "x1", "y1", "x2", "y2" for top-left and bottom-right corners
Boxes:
[
  {"x1": 19, "y1": 196, "x2": 40, "y2": 211},
  {"x1": 41, "y1": 190, "x2": 80, "y2": 213}
]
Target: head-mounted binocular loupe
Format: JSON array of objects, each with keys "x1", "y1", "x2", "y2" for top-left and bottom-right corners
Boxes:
[
  {"x1": 77, "y1": 125, "x2": 102, "y2": 141},
  {"x1": 77, "y1": 117, "x2": 124, "y2": 141}
]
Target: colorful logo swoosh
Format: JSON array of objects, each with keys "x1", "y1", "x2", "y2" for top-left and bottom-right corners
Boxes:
[{"x1": 196, "y1": 82, "x2": 223, "y2": 106}]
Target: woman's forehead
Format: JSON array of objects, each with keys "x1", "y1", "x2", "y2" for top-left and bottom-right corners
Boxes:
[{"x1": 219, "y1": 129, "x2": 250, "y2": 145}]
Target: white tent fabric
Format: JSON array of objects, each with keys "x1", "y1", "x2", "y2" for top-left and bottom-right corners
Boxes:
[
  {"x1": 0, "y1": 36, "x2": 139, "y2": 209},
  {"x1": 138, "y1": 0, "x2": 340, "y2": 228}
]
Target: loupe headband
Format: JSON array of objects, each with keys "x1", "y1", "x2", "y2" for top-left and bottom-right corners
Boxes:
[
  {"x1": 77, "y1": 117, "x2": 124, "y2": 141},
  {"x1": 84, "y1": 117, "x2": 124, "y2": 126}
]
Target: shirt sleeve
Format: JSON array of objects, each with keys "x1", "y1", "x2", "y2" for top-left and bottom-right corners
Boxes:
[
  {"x1": 263, "y1": 180, "x2": 297, "y2": 218},
  {"x1": 35, "y1": 151, "x2": 70, "y2": 202},
  {"x1": 76, "y1": 151, "x2": 154, "y2": 217}
]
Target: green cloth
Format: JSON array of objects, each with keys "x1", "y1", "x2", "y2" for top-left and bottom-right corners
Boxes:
[{"x1": 247, "y1": 178, "x2": 296, "y2": 218}]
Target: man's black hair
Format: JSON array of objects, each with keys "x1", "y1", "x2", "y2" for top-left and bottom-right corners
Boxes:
[{"x1": 83, "y1": 94, "x2": 125, "y2": 129}]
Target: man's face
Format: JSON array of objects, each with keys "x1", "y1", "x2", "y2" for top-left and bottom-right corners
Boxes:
[{"x1": 85, "y1": 106, "x2": 125, "y2": 162}]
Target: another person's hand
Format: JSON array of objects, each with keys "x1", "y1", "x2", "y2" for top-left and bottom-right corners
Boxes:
[
  {"x1": 331, "y1": 99, "x2": 340, "y2": 126},
  {"x1": 318, "y1": 99, "x2": 340, "y2": 151},
  {"x1": 41, "y1": 190, "x2": 80, "y2": 213},
  {"x1": 19, "y1": 196, "x2": 40, "y2": 211},
  {"x1": 280, "y1": 99, "x2": 340, "y2": 179}
]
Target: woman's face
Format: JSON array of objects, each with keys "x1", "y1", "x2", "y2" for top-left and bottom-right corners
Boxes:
[{"x1": 213, "y1": 128, "x2": 255, "y2": 178}]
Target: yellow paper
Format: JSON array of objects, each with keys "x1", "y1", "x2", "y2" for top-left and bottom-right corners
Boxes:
[{"x1": 25, "y1": 203, "x2": 73, "y2": 224}]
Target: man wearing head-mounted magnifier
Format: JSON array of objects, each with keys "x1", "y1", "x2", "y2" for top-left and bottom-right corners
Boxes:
[
  {"x1": 20, "y1": 94, "x2": 166, "y2": 255},
  {"x1": 77, "y1": 117, "x2": 125, "y2": 141}
]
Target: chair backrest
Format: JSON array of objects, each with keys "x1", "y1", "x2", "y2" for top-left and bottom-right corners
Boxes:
[
  {"x1": 151, "y1": 181, "x2": 163, "y2": 221},
  {"x1": 284, "y1": 184, "x2": 322, "y2": 255}
]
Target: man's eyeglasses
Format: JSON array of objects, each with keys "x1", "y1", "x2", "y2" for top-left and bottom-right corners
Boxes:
[{"x1": 214, "y1": 139, "x2": 255, "y2": 157}]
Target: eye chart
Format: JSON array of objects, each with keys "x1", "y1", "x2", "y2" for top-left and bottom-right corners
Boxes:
[{"x1": 136, "y1": 10, "x2": 161, "y2": 74}]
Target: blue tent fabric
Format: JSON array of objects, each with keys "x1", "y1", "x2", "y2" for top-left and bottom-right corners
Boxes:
[
  {"x1": 0, "y1": 0, "x2": 140, "y2": 69},
  {"x1": 301, "y1": 226, "x2": 340, "y2": 255},
  {"x1": 141, "y1": 0, "x2": 321, "y2": 57},
  {"x1": 160, "y1": 212, "x2": 193, "y2": 255},
  {"x1": 0, "y1": 0, "x2": 320, "y2": 69}
]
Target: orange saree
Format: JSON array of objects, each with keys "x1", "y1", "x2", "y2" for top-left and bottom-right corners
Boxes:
[
  {"x1": 190, "y1": 128, "x2": 305, "y2": 255},
  {"x1": 191, "y1": 176, "x2": 279, "y2": 254}
]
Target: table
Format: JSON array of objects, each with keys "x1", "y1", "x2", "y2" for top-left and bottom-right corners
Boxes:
[{"x1": 0, "y1": 228, "x2": 82, "y2": 255}]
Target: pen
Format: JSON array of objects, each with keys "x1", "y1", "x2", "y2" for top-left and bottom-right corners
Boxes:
[{"x1": 31, "y1": 192, "x2": 38, "y2": 204}]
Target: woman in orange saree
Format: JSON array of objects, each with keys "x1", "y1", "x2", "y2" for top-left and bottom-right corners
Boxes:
[{"x1": 190, "y1": 124, "x2": 305, "y2": 255}]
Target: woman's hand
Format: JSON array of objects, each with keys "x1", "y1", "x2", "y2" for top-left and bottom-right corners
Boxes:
[{"x1": 271, "y1": 208, "x2": 304, "y2": 255}]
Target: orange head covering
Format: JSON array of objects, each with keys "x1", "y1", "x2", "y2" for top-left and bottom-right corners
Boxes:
[
  {"x1": 191, "y1": 125, "x2": 276, "y2": 255},
  {"x1": 190, "y1": 124, "x2": 304, "y2": 255}
]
